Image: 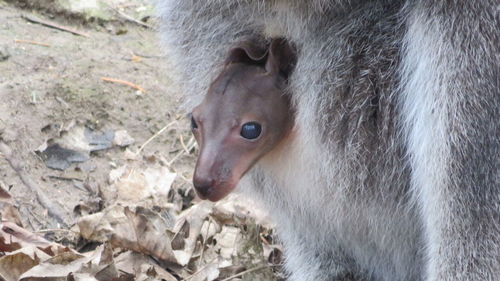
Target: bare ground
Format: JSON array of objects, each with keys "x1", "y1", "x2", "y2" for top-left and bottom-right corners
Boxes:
[{"x1": 0, "y1": 2, "x2": 186, "y2": 229}]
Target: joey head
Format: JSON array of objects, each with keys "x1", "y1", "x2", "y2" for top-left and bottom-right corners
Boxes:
[{"x1": 190, "y1": 39, "x2": 296, "y2": 201}]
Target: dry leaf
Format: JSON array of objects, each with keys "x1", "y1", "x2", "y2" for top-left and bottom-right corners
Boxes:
[
  {"x1": 189, "y1": 262, "x2": 220, "y2": 281},
  {"x1": 113, "y1": 130, "x2": 135, "y2": 147},
  {"x1": 0, "y1": 182, "x2": 23, "y2": 226},
  {"x1": 0, "y1": 221, "x2": 52, "y2": 251},
  {"x1": 0, "y1": 181, "x2": 12, "y2": 202},
  {"x1": 114, "y1": 251, "x2": 177, "y2": 281},
  {"x1": 214, "y1": 226, "x2": 240, "y2": 260},
  {"x1": 214, "y1": 194, "x2": 273, "y2": 228},
  {"x1": 0, "y1": 246, "x2": 48, "y2": 281},
  {"x1": 104, "y1": 165, "x2": 176, "y2": 203},
  {"x1": 19, "y1": 244, "x2": 118, "y2": 281},
  {"x1": 121, "y1": 206, "x2": 177, "y2": 264},
  {"x1": 78, "y1": 205, "x2": 178, "y2": 264},
  {"x1": 172, "y1": 201, "x2": 213, "y2": 266}
]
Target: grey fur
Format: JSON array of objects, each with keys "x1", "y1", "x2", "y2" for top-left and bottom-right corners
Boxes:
[{"x1": 157, "y1": 1, "x2": 499, "y2": 280}]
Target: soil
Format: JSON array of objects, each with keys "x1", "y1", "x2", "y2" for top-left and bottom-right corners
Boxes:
[{"x1": 0, "y1": 2, "x2": 194, "y2": 232}]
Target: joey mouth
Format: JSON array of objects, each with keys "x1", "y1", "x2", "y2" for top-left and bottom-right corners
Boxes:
[
  {"x1": 192, "y1": 148, "x2": 256, "y2": 202},
  {"x1": 193, "y1": 179, "x2": 237, "y2": 202}
]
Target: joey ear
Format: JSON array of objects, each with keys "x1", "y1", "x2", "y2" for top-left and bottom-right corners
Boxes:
[
  {"x1": 265, "y1": 38, "x2": 297, "y2": 79},
  {"x1": 225, "y1": 41, "x2": 267, "y2": 65}
]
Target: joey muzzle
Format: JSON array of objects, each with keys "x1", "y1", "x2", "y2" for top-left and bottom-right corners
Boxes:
[{"x1": 193, "y1": 145, "x2": 252, "y2": 202}]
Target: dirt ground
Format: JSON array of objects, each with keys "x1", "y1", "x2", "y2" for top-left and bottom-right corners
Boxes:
[
  {"x1": 0, "y1": 2, "x2": 280, "y2": 280},
  {"x1": 0, "y1": 1, "x2": 187, "y2": 229}
]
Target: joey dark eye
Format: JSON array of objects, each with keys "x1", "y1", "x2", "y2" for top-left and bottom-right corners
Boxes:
[
  {"x1": 240, "y1": 122, "x2": 262, "y2": 140},
  {"x1": 191, "y1": 115, "x2": 198, "y2": 130}
]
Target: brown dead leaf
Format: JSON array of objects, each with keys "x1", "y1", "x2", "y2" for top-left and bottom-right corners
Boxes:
[
  {"x1": 189, "y1": 261, "x2": 220, "y2": 281},
  {"x1": 213, "y1": 226, "x2": 240, "y2": 260},
  {"x1": 114, "y1": 251, "x2": 177, "y2": 281},
  {"x1": 0, "y1": 222, "x2": 89, "y2": 280},
  {"x1": 200, "y1": 218, "x2": 221, "y2": 243},
  {"x1": 0, "y1": 221, "x2": 52, "y2": 251},
  {"x1": 77, "y1": 206, "x2": 122, "y2": 243},
  {"x1": 67, "y1": 272, "x2": 100, "y2": 281},
  {"x1": 113, "y1": 130, "x2": 135, "y2": 147},
  {"x1": 172, "y1": 201, "x2": 213, "y2": 266},
  {"x1": 74, "y1": 198, "x2": 103, "y2": 217},
  {"x1": 78, "y1": 204, "x2": 178, "y2": 264},
  {"x1": 0, "y1": 246, "x2": 48, "y2": 281},
  {"x1": 104, "y1": 165, "x2": 176, "y2": 204},
  {"x1": 0, "y1": 182, "x2": 22, "y2": 226},
  {"x1": 213, "y1": 194, "x2": 273, "y2": 228},
  {"x1": 1, "y1": 205, "x2": 23, "y2": 228},
  {"x1": 0, "y1": 181, "x2": 12, "y2": 202},
  {"x1": 19, "y1": 244, "x2": 119, "y2": 281},
  {"x1": 121, "y1": 206, "x2": 177, "y2": 264}
]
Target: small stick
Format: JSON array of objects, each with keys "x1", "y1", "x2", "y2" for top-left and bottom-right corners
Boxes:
[
  {"x1": 0, "y1": 142, "x2": 67, "y2": 227},
  {"x1": 180, "y1": 258, "x2": 218, "y2": 281},
  {"x1": 14, "y1": 39, "x2": 51, "y2": 47},
  {"x1": 132, "y1": 52, "x2": 165, "y2": 59},
  {"x1": 35, "y1": 228, "x2": 78, "y2": 234},
  {"x1": 101, "y1": 76, "x2": 146, "y2": 93},
  {"x1": 136, "y1": 121, "x2": 177, "y2": 155},
  {"x1": 219, "y1": 265, "x2": 270, "y2": 281},
  {"x1": 21, "y1": 15, "x2": 90, "y2": 38},
  {"x1": 167, "y1": 138, "x2": 196, "y2": 166},
  {"x1": 198, "y1": 219, "x2": 211, "y2": 268},
  {"x1": 179, "y1": 134, "x2": 190, "y2": 154},
  {"x1": 48, "y1": 175, "x2": 84, "y2": 182},
  {"x1": 110, "y1": 6, "x2": 153, "y2": 29}
]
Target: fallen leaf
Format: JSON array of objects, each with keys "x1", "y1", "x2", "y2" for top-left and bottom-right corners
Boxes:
[
  {"x1": 19, "y1": 244, "x2": 115, "y2": 280},
  {"x1": 172, "y1": 201, "x2": 213, "y2": 266},
  {"x1": 189, "y1": 261, "x2": 220, "y2": 281},
  {"x1": 214, "y1": 226, "x2": 240, "y2": 260},
  {"x1": 104, "y1": 165, "x2": 176, "y2": 204},
  {"x1": 0, "y1": 247, "x2": 46, "y2": 281},
  {"x1": 78, "y1": 205, "x2": 178, "y2": 264},
  {"x1": 113, "y1": 130, "x2": 135, "y2": 147},
  {"x1": 0, "y1": 221, "x2": 52, "y2": 250},
  {"x1": 39, "y1": 143, "x2": 89, "y2": 170}
]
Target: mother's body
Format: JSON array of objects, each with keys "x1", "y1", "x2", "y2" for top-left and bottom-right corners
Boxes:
[{"x1": 158, "y1": 1, "x2": 499, "y2": 280}]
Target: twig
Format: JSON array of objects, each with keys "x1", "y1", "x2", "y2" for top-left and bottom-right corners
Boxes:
[
  {"x1": 220, "y1": 265, "x2": 270, "y2": 281},
  {"x1": 101, "y1": 76, "x2": 146, "y2": 93},
  {"x1": 136, "y1": 121, "x2": 177, "y2": 155},
  {"x1": 109, "y1": 6, "x2": 153, "y2": 29},
  {"x1": 0, "y1": 142, "x2": 68, "y2": 227},
  {"x1": 179, "y1": 134, "x2": 190, "y2": 154},
  {"x1": 180, "y1": 258, "x2": 218, "y2": 281},
  {"x1": 35, "y1": 228, "x2": 78, "y2": 234},
  {"x1": 14, "y1": 39, "x2": 51, "y2": 47},
  {"x1": 48, "y1": 175, "x2": 84, "y2": 182},
  {"x1": 132, "y1": 52, "x2": 166, "y2": 59},
  {"x1": 198, "y1": 219, "x2": 212, "y2": 268},
  {"x1": 21, "y1": 15, "x2": 90, "y2": 38},
  {"x1": 167, "y1": 137, "x2": 196, "y2": 166}
]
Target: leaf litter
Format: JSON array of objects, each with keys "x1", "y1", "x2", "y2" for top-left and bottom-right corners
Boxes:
[{"x1": 1, "y1": 146, "x2": 283, "y2": 280}]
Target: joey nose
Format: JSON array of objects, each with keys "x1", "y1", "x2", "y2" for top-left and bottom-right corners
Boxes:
[{"x1": 193, "y1": 177, "x2": 215, "y2": 198}]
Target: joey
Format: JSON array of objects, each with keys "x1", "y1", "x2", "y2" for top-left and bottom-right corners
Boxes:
[{"x1": 190, "y1": 39, "x2": 296, "y2": 201}]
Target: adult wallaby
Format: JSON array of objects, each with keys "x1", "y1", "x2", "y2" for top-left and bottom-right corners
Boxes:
[{"x1": 158, "y1": 1, "x2": 499, "y2": 281}]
